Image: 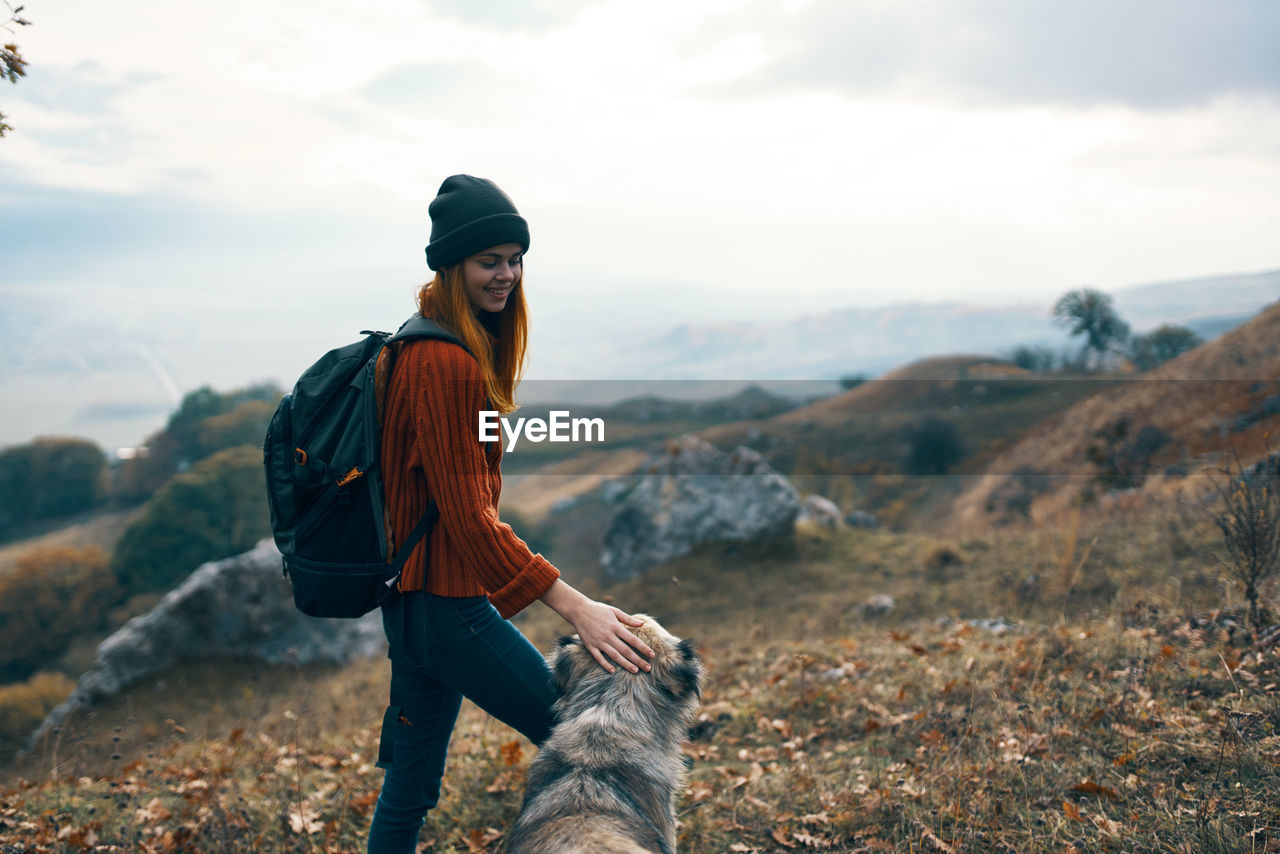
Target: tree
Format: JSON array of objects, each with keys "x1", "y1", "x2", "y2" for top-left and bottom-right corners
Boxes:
[
  {"x1": 1, "y1": 2, "x2": 32, "y2": 138},
  {"x1": 1051, "y1": 288, "x2": 1131, "y2": 371},
  {"x1": 0, "y1": 437, "x2": 107, "y2": 538},
  {"x1": 1129, "y1": 324, "x2": 1202, "y2": 370},
  {"x1": 111, "y1": 445, "x2": 271, "y2": 595}
]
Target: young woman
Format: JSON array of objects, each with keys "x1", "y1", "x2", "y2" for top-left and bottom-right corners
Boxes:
[{"x1": 367, "y1": 175, "x2": 655, "y2": 853}]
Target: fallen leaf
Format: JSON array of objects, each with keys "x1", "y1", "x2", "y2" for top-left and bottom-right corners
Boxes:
[
  {"x1": 1072, "y1": 780, "x2": 1120, "y2": 802},
  {"x1": 500, "y1": 740, "x2": 524, "y2": 767},
  {"x1": 771, "y1": 827, "x2": 798, "y2": 848},
  {"x1": 1062, "y1": 800, "x2": 1083, "y2": 822}
]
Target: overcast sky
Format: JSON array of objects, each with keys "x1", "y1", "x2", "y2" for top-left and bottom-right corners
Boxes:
[{"x1": 2, "y1": 0, "x2": 1279, "y2": 447}]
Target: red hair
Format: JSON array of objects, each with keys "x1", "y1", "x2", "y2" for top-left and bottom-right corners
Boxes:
[{"x1": 416, "y1": 264, "x2": 528, "y2": 414}]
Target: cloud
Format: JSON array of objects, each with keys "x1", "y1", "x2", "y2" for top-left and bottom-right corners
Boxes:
[
  {"x1": 704, "y1": 0, "x2": 1280, "y2": 108},
  {"x1": 428, "y1": 0, "x2": 602, "y2": 32}
]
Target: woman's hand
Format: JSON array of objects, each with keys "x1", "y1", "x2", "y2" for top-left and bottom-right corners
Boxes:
[{"x1": 540, "y1": 580, "x2": 655, "y2": 674}]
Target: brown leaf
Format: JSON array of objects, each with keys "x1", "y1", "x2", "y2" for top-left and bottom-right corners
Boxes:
[
  {"x1": 500, "y1": 739, "x2": 524, "y2": 767},
  {"x1": 1072, "y1": 780, "x2": 1120, "y2": 802},
  {"x1": 771, "y1": 827, "x2": 798, "y2": 848},
  {"x1": 1062, "y1": 800, "x2": 1083, "y2": 822},
  {"x1": 918, "y1": 824, "x2": 956, "y2": 852}
]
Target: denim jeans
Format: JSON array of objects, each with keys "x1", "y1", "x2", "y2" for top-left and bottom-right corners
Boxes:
[{"x1": 366, "y1": 591, "x2": 556, "y2": 854}]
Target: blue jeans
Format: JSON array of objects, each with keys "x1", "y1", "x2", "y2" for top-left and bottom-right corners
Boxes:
[{"x1": 366, "y1": 591, "x2": 556, "y2": 854}]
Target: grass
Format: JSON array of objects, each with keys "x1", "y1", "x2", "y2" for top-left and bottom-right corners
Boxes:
[{"x1": 3, "y1": 491, "x2": 1279, "y2": 852}]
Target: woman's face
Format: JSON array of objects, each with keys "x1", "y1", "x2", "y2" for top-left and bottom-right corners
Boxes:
[{"x1": 462, "y1": 243, "x2": 523, "y2": 313}]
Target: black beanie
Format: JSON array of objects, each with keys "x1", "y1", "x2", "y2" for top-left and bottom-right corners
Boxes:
[{"x1": 425, "y1": 175, "x2": 530, "y2": 271}]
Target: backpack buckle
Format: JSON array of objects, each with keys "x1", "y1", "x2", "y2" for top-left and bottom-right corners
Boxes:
[
  {"x1": 294, "y1": 448, "x2": 308, "y2": 466},
  {"x1": 337, "y1": 467, "x2": 363, "y2": 487}
]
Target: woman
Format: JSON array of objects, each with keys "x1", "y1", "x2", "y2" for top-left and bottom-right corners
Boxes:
[{"x1": 367, "y1": 174, "x2": 655, "y2": 853}]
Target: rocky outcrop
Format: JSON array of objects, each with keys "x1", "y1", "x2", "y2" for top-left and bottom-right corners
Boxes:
[
  {"x1": 26, "y1": 540, "x2": 384, "y2": 749},
  {"x1": 599, "y1": 436, "x2": 801, "y2": 581},
  {"x1": 798, "y1": 495, "x2": 843, "y2": 528}
]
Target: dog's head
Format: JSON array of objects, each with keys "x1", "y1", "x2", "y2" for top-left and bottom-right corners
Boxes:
[{"x1": 551, "y1": 614, "x2": 705, "y2": 714}]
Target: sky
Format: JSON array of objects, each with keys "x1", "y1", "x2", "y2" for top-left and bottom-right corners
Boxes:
[{"x1": 2, "y1": 0, "x2": 1279, "y2": 449}]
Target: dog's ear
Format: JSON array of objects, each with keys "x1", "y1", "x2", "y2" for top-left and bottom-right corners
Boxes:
[
  {"x1": 552, "y1": 636, "x2": 583, "y2": 694},
  {"x1": 670, "y1": 638, "x2": 705, "y2": 701}
]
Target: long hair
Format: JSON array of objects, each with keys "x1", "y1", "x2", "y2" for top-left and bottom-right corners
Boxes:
[{"x1": 415, "y1": 264, "x2": 528, "y2": 414}]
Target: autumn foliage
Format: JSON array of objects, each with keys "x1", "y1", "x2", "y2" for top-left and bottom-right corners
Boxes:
[{"x1": 0, "y1": 545, "x2": 119, "y2": 683}]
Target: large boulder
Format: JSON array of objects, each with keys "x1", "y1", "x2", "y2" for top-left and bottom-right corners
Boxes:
[
  {"x1": 27, "y1": 540, "x2": 384, "y2": 749},
  {"x1": 599, "y1": 436, "x2": 800, "y2": 581}
]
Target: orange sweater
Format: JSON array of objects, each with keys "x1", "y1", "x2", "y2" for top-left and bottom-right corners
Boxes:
[{"x1": 380, "y1": 336, "x2": 559, "y2": 619}]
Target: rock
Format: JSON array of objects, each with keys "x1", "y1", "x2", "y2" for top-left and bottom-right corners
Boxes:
[
  {"x1": 550, "y1": 495, "x2": 580, "y2": 515},
  {"x1": 600, "y1": 479, "x2": 632, "y2": 503},
  {"x1": 797, "y1": 494, "x2": 843, "y2": 528},
  {"x1": 861, "y1": 594, "x2": 895, "y2": 617},
  {"x1": 599, "y1": 435, "x2": 800, "y2": 581},
  {"x1": 26, "y1": 540, "x2": 384, "y2": 751},
  {"x1": 968, "y1": 617, "x2": 1019, "y2": 636},
  {"x1": 845, "y1": 510, "x2": 881, "y2": 529}
]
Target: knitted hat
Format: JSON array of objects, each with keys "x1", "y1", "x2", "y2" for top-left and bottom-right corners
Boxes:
[{"x1": 425, "y1": 175, "x2": 530, "y2": 271}]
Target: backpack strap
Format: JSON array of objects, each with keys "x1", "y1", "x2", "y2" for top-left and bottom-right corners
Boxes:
[{"x1": 388, "y1": 314, "x2": 471, "y2": 354}]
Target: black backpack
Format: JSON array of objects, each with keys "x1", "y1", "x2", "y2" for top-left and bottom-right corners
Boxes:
[{"x1": 263, "y1": 315, "x2": 468, "y2": 618}]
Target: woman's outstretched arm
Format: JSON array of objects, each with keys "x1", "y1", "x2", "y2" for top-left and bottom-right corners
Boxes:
[{"x1": 540, "y1": 579, "x2": 655, "y2": 674}]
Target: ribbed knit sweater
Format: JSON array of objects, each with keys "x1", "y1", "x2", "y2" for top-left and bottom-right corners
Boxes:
[{"x1": 380, "y1": 335, "x2": 559, "y2": 619}]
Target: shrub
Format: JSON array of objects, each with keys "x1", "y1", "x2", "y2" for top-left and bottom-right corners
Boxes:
[
  {"x1": 903, "y1": 417, "x2": 965, "y2": 475},
  {"x1": 0, "y1": 437, "x2": 107, "y2": 537},
  {"x1": 1085, "y1": 417, "x2": 1171, "y2": 490},
  {"x1": 1008, "y1": 345, "x2": 1058, "y2": 373},
  {"x1": 111, "y1": 445, "x2": 271, "y2": 595},
  {"x1": 1130, "y1": 324, "x2": 1202, "y2": 370},
  {"x1": 0, "y1": 672, "x2": 75, "y2": 758},
  {"x1": 1199, "y1": 451, "x2": 1280, "y2": 630},
  {"x1": 0, "y1": 546, "x2": 120, "y2": 682}
]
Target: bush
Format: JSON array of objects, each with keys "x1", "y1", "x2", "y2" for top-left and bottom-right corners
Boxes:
[
  {"x1": 1085, "y1": 417, "x2": 1171, "y2": 490},
  {"x1": 1199, "y1": 451, "x2": 1280, "y2": 630},
  {"x1": 1130, "y1": 324, "x2": 1202, "y2": 371},
  {"x1": 0, "y1": 672, "x2": 75, "y2": 759},
  {"x1": 0, "y1": 546, "x2": 120, "y2": 682},
  {"x1": 904, "y1": 417, "x2": 965, "y2": 475},
  {"x1": 0, "y1": 438, "x2": 107, "y2": 538},
  {"x1": 111, "y1": 445, "x2": 271, "y2": 595},
  {"x1": 115, "y1": 385, "x2": 281, "y2": 503},
  {"x1": 1008, "y1": 345, "x2": 1059, "y2": 373},
  {"x1": 838, "y1": 374, "x2": 869, "y2": 391}
]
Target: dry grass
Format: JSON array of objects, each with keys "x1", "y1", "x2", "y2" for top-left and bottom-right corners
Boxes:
[{"x1": 3, "y1": 494, "x2": 1279, "y2": 852}]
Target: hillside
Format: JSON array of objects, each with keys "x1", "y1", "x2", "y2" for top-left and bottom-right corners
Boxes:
[
  {"x1": 949, "y1": 300, "x2": 1280, "y2": 529},
  {"x1": 3, "y1": 504, "x2": 1278, "y2": 851}
]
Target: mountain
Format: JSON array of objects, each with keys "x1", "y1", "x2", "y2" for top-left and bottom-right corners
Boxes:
[{"x1": 605, "y1": 268, "x2": 1280, "y2": 382}]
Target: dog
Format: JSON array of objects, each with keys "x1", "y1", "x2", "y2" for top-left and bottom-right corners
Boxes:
[{"x1": 503, "y1": 615, "x2": 706, "y2": 854}]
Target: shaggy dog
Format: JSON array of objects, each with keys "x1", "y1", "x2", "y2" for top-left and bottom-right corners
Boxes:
[{"x1": 503, "y1": 616, "x2": 705, "y2": 854}]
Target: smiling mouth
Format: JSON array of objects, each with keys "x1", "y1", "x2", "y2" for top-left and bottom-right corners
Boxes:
[{"x1": 485, "y1": 286, "x2": 510, "y2": 296}]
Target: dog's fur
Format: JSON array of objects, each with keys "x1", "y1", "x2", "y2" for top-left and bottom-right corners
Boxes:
[{"x1": 503, "y1": 616, "x2": 705, "y2": 854}]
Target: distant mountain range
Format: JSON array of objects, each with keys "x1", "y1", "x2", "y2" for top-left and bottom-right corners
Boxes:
[{"x1": 591, "y1": 268, "x2": 1279, "y2": 382}]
